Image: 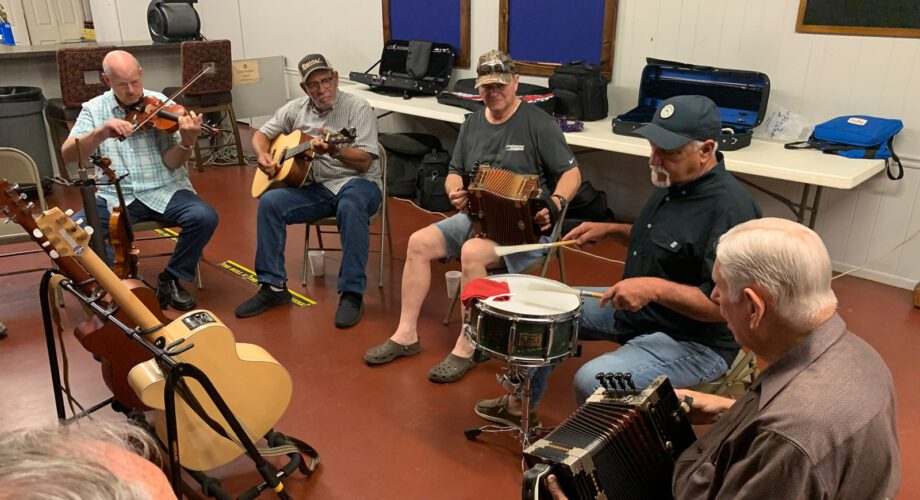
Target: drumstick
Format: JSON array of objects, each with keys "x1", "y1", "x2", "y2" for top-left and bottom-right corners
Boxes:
[
  {"x1": 525, "y1": 281, "x2": 604, "y2": 299},
  {"x1": 493, "y1": 240, "x2": 577, "y2": 258}
]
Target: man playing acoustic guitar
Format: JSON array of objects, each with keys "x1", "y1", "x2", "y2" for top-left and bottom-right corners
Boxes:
[{"x1": 236, "y1": 54, "x2": 381, "y2": 328}]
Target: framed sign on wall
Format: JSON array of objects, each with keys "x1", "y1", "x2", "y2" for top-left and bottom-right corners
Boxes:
[{"x1": 796, "y1": 0, "x2": 920, "y2": 38}]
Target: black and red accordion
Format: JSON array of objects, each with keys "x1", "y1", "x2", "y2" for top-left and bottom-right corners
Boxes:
[
  {"x1": 466, "y1": 166, "x2": 547, "y2": 245},
  {"x1": 522, "y1": 375, "x2": 696, "y2": 500}
]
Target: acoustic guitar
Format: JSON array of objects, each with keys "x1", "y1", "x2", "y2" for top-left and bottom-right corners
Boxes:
[
  {"x1": 38, "y1": 207, "x2": 293, "y2": 472},
  {"x1": 250, "y1": 127, "x2": 356, "y2": 198},
  {"x1": 0, "y1": 180, "x2": 164, "y2": 411}
]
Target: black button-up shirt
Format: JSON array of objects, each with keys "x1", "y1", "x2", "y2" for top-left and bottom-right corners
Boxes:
[
  {"x1": 615, "y1": 153, "x2": 762, "y2": 364},
  {"x1": 672, "y1": 314, "x2": 900, "y2": 499}
]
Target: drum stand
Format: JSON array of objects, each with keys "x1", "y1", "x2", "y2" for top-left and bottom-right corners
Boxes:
[{"x1": 463, "y1": 362, "x2": 540, "y2": 450}]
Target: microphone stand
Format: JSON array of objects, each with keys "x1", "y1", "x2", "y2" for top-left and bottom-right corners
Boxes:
[{"x1": 75, "y1": 138, "x2": 108, "y2": 259}]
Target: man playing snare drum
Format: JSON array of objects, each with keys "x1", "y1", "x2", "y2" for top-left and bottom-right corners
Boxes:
[{"x1": 475, "y1": 95, "x2": 762, "y2": 429}]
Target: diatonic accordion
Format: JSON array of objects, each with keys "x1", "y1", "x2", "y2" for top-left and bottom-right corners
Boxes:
[
  {"x1": 522, "y1": 375, "x2": 696, "y2": 500},
  {"x1": 466, "y1": 166, "x2": 544, "y2": 245}
]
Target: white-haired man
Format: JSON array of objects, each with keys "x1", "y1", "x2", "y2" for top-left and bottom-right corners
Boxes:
[{"x1": 546, "y1": 217, "x2": 900, "y2": 499}]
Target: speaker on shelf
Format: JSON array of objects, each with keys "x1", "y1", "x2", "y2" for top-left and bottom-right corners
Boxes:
[{"x1": 147, "y1": 0, "x2": 203, "y2": 43}]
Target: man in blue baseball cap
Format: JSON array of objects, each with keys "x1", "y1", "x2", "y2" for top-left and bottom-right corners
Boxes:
[{"x1": 475, "y1": 95, "x2": 763, "y2": 430}]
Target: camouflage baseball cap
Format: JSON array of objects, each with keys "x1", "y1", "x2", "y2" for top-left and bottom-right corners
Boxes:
[{"x1": 475, "y1": 50, "x2": 516, "y2": 88}]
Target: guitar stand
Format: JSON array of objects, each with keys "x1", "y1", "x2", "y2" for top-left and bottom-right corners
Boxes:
[
  {"x1": 463, "y1": 364, "x2": 541, "y2": 451},
  {"x1": 39, "y1": 269, "x2": 319, "y2": 499}
]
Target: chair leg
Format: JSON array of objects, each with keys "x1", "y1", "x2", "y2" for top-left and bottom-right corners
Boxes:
[
  {"x1": 443, "y1": 282, "x2": 461, "y2": 325},
  {"x1": 303, "y1": 225, "x2": 313, "y2": 285},
  {"x1": 227, "y1": 103, "x2": 245, "y2": 165},
  {"x1": 378, "y1": 202, "x2": 387, "y2": 288},
  {"x1": 195, "y1": 262, "x2": 203, "y2": 290},
  {"x1": 192, "y1": 137, "x2": 204, "y2": 172}
]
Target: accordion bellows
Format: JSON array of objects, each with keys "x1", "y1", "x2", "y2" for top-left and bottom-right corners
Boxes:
[
  {"x1": 522, "y1": 375, "x2": 697, "y2": 500},
  {"x1": 468, "y1": 166, "x2": 543, "y2": 245}
]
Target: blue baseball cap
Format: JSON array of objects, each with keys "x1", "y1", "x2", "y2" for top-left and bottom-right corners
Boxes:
[{"x1": 634, "y1": 95, "x2": 722, "y2": 150}]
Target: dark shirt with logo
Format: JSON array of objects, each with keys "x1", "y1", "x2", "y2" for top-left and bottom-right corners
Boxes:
[
  {"x1": 615, "y1": 152, "x2": 762, "y2": 364},
  {"x1": 448, "y1": 102, "x2": 577, "y2": 191}
]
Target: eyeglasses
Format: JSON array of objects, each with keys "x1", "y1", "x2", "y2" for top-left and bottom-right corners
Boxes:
[
  {"x1": 305, "y1": 76, "x2": 335, "y2": 92},
  {"x1": 477, "y1": 60, "x2": 514, "y2": 76}
]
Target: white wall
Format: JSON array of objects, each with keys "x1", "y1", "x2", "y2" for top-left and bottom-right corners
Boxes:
[{"x1": 89, "y1": 0, "x2": 920, "y2": 290}]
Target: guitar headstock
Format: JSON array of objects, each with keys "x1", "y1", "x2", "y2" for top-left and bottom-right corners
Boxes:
[
  {"x1": 325, "y1": 127, "x2": 357, "y2": 145},
  {"x1": 0, "y1": 179, "x2": 37, "y2": 228},
  {"x1": 35, "y1": 207, "x2": 94, "y2": 260}
]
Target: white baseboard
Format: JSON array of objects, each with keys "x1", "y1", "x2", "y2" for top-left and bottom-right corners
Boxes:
[{"x1": 832, "y1": 261, "x2": 918, "y2": 290}]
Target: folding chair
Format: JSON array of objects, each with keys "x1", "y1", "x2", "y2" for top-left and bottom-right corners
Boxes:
[{"x1": 302, "y1": 146, "x2": 393, "y2": 287}]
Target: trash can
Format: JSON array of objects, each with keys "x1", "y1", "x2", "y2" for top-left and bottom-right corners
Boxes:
[{"x1": 0, "y1": 86, "x2": 54, "y2": 193}]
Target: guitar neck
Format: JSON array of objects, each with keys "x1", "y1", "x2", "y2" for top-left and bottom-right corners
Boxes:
[
  {"x1": 284, "y1": 141, "x2": 315, "y2": 162},
  {"x1": 73, "y1": 243, "x2": 160, "y2": 330}
]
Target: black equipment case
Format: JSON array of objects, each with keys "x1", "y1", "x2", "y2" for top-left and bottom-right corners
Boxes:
[
  {"x1": 349, "y1": 40, "x2": 454, "y2": 97},
  {"x1": 612, "y1": 58, "x2": 770, "y2": 151}
]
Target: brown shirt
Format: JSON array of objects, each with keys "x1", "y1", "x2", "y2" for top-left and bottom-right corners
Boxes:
[{"x1": 672, "y1": 314, "x2": 900, "y2": 499}]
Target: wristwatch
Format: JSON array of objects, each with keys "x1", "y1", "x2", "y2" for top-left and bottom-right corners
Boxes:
[{"x1": 178, "y1": 143, "x2": 193, "y2": 151}]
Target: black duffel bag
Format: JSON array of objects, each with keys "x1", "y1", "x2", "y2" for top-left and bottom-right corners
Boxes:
[
  {"x1": 379, "y1": 133, "x2": 442, "y2": 199},
  {"x1": 549, "y1": 61, "x2": 608, "y2": 121},
  {"x1": 561, "y1": 181, "x2": 615, "y2": 234},
  {"x1": 416, "y1": 149, "x2": 453, "y2": 212}
]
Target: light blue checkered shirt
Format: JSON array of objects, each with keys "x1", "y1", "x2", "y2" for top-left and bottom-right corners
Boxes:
[
  {"x1": 69, "y1": 89, "x2": 194, "y2": 213},
  {"x1": 259, "y1": 91, "x2": 380, "y2": 195}
]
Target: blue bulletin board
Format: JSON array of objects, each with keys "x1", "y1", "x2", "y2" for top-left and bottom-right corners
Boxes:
[
  {"x1": 383, "y1": 0, "x2": 471, "y2": 68},
  {"x1": 499, "y1": 0, "x2": 617, "y2": 79}
]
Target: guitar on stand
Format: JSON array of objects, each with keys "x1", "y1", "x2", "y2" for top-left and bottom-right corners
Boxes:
[
  {"x1": 37, "y1": 207, "x2": 296, "y2": 473},
  {"x1": 91, "y1": 155, "x2": 139, "y2": 279},
  {"x1": 251, "y1": 127, "x2": 356, "y2": 198},
  {"x1": 0, "y1": 179, "x2": 165, "y2": 412}
]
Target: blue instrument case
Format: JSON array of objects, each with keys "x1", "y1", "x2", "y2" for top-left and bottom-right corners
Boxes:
[{"x1": 612, "y1": 58, "x2": 770, "y2": 150}]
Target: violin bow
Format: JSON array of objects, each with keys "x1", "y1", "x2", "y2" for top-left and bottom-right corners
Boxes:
[{"x1": 124, "y1": 65, "x2": 216, "y2": 137}]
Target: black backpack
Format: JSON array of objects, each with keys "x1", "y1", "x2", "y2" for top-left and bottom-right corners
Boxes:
[
  {"x1": 416, "y1": 149, "x2": 453, "y2": 212},
  {"x1": 549, "y1": 61, "x2": 608, "y2": 121},
  {"x1": 379, "y1": 133, "x2": 442, "y2": 198}
]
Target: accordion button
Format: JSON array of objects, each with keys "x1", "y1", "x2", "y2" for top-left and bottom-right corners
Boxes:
[
  {"x1": 647, "y1": 223, "x2": 652, "y2": 229},
  {"x1": 633, "y1": 251, "x2": 637, "y2": 256},
  {"x1": 665, "y1": 196, "x2": 670, "y2": 202}
]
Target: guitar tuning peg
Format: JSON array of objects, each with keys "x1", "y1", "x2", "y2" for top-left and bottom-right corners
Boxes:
[
  {"x1": 65, "y1": 208, "x2": 74, "y2": 216},
  {"x1": 49, "y1": 250, "x2": 59, "y2": 259},
  {"x1": 32, "y1": 228, "x2": 43, "y2": 238},
  {"x1": 85, "y1": 226, "x2": 94, "y2": 236},
  {"x1": 75, "y1": 218, "x2": 84, "y2": 225},
  {"x1": 41, "y1": 241, "x2": 50, "y2": 248},
  {"x1": 18, "y1": 193, "x2": 27, "y2": 201}
]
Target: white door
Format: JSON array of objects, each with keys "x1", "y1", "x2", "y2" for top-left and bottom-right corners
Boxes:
[
  {"x1": 21, "y1": 0, "x2": 83, "y2": 45},
  {"x1": 53, "y1": 0, "x2": 83, "y2": 42}
]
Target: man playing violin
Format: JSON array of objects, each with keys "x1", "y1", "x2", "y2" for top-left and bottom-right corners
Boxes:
[
  {"x1": 63, "y1": 50, "x2": 218, "y2": 311},
  {"x1": 234, "y1": 54, "x2": 381, "y2": 328}
]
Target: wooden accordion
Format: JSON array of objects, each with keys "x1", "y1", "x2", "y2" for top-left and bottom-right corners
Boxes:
[
  {"x1": 466, "y1": 166, "x2": 545, "y2": 245},
  {"x1": 522, "y1": 375, "x2": 696, "y2": 500}
]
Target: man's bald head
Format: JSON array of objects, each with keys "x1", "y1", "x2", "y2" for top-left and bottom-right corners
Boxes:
[
  {"x1": 101, "y1": 50, "x2": 145, "y2": 106},
  {"x1": 102, "y1": 50, "x2": 141, "y2": 78}
]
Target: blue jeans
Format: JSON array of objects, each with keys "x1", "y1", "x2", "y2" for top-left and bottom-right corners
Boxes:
[
  {"x1": 254, "y1": 178, "x2": 382, "y2": 294},
  {"x1": 73, "y1": 189, "x2": 218, "y2": 282},
  {"x1": 530, "y1": 287, "x2": 729, "y2": 406}
]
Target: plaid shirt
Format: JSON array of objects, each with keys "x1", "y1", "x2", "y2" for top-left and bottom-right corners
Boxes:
[
  {"x1": 69, "y1": 89, "x2": 193, "y2": 213},
  {"x1": 259, "y1": 91, "x2": 380, "y2": 195}
]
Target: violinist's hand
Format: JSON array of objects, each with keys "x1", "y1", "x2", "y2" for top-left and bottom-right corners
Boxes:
[
  {"x1": 100, "y1": 119, "x2": 134, "y2": 139},
  {"x1": 257, "y1": 152, "x2": 279, "y2": 178},
  {"x1": 177, "y1": 110, "x2": 203, "y2": 147},
  {"x1": 448, "y1": 187, "x2": 469, "y2": 213}
]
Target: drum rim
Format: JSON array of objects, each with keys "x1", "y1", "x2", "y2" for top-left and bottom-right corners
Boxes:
[{"x1": 473, "y1": 274, "x2": 581, "y2": 321}]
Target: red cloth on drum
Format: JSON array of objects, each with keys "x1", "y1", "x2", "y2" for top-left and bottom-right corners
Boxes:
[{"x1": 460, "y1": 278, "x2": 511, "y2": 307}]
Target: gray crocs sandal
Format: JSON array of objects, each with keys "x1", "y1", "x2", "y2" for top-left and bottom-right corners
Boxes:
[
  {"x1": 364, "y1": 339, "x2": 421, "y2": 365},
  {"x1": 427, "y1": 353, "x2": 477, "y2": 383}
]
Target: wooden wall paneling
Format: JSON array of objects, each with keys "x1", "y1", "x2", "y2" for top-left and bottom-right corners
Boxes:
[
  {"x1": 869, "y1": 174, "x2": 920, "y2": 275},
  {"x1": 895, "y1": 170, "x2": 920, "y2": 280},
  {"x1": 843, "y1": 175, "x2": 886, "y2": 266}
]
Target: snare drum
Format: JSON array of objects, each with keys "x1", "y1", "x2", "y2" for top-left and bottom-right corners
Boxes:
[{"x1": 464, "y1": 274, "x2": 581, "y2": 366}]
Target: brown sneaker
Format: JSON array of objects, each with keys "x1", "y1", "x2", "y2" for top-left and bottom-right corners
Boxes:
[{"x1": 474, "y1": 395, "x2": 541, "y2": 429}]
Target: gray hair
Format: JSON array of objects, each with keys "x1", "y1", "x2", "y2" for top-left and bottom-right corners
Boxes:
[
  {"x1": 690, "y1": 139, "x2": 718, "y2": 154},
  {"x1": 716, "y1": 217, "x2": 837, "y2": 329},
  {"x1": 0, "y1": 420, "x2": 162, "y2": 500}
]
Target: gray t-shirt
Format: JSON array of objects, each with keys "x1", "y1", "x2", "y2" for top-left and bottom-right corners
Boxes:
[
  {"x1": 259, "y1": 91, "x2": 380, "y2": 195},
  {"x1": 448, "y1": 102, "x2": 576, "y2": 191}
]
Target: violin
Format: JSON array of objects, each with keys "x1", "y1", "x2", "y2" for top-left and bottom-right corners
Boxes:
[
  {"x1": 123, "y1": 95, "x2": 220, "y2": 137},
  {"x1": 91, "y1": 155, "x2": 139, "y2": 279}
]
